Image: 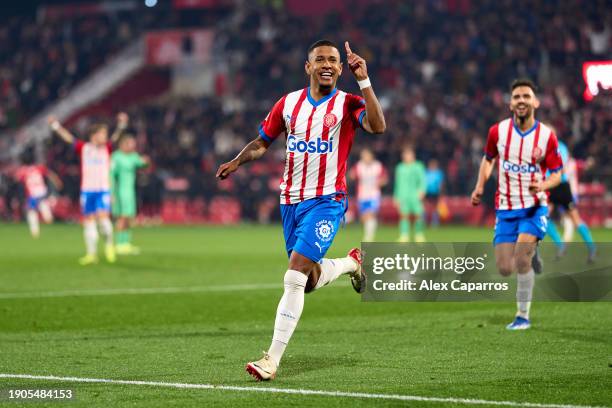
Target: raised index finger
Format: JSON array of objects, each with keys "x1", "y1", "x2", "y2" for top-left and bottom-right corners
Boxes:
[{"x1": 344, "y1": 41, "x2": 352, "y2": 56}]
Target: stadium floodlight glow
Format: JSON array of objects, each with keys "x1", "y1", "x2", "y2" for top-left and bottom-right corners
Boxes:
[
  {"x1": 145, "y1": 0, "x2": 158, "y2": 7},
  {"x1": 582, "y1": 60, "x2": 612, "y2": 101}
]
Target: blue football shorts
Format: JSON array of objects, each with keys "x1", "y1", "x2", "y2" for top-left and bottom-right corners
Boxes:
[
  {"x1": 358, "y1": 197, "x2": 380, "y2": 215},
  {"x1": 494, "y1": 206, "x2": 548, "y2": 245},
  {"x1": 80, "y1": 191, "x2": 111, "y2": 216},
  {"x1": 280, "y1": 194, "x2": 347, "y2": 263}
]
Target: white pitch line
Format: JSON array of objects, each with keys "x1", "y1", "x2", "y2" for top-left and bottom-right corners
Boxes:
[
  {"x1": 0, "y1": 283, "x2": 281, "y2": 299},
  {"x1": 0, "y1": 374, "x2": 606, "y2": 408},
  {"x1": 0, "y1": 281, "x2": 351, "y2": 300}
]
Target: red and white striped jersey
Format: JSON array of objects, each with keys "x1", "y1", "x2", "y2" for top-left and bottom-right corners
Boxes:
[
  {"x1": 485, "y1": 118, "x2": 563, "y2": 211},
  {"x1": 351, "y1": 160, "x2": 386, "y2": 201},
  {"x1": 74, "y1": 140, "x2": 112, "y2": 192},
  {"x1": 15, "y1": 165, "x2": 48, "y2": 198},
  {"x1": 259, "y1": 88, "x2": 366, "y2": 204}
]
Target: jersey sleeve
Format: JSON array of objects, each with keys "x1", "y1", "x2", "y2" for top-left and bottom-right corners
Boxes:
[
  {"x1": 38, "y1": 165, "x2": 48, "y2": 176},
  {"x1": 73, "y1": 140, "x2": 85, "y2": 155},
  {"x1": 544, "y1": 132, "x2": 563, "y2": 173},
  {"x1": 484, "y1": 124, "x2": 499, "y2": 160},
  {"x1": 346, "y1": 93, "x2": 366, "y2": 129},
  {"x1": 258, "y1": 96, "x2": 287, "y2": 144}
]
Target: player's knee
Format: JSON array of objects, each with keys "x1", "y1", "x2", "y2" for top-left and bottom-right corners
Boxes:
[
  {"x1": 496, "y1": 259, "x2": 514, "y2": 276},
  {"x1": 288, "y1": 259, "x2": 311, "y2": 273},
  {"x1": 515, "y1": 256, "x2": 532, "y2": 274},
  {"x1": 288, "y1": 251, "x2": 317, "y2": 274}
]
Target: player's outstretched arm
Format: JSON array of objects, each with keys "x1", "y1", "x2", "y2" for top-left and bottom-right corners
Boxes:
[
  {"x1": 47, "y1": 115, "x2": 75, "y2": 144},
  {"x1": 345, "y1": 41, "x2": 386, "y2": 134},
  {"x1": 471, "y1": 156, "x2": 496, "y2": 206},
  {"x1": 111, "y1": 112, "x2": 129, "y2": 143},
  {"x1": 216, "y1": 136, "x2": 270, "y2": 180}
]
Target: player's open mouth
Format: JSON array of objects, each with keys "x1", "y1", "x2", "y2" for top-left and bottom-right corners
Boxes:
[{"x1": 319, "y1": 72, "x2": 333, "y2": 80}]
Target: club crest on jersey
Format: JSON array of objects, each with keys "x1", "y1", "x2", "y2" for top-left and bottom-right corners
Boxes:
[
  {"x1": 323, "y1": 113, "x2": 337, "y2": 128},
  {"x1": 532, "y1": 146, "x2": 543, "y2": 162},
  {"x1": 315, "y1": 220, "x2": 334, "y2": 242},
  {"x1": 287, "y1": 135, "x2": 334, "y2": 154}
]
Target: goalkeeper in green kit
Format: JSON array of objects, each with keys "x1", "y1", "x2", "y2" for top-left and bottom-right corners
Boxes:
[
  {"x1": 394, "y1": 145, "x2": 426, "y2": 242},
  {"x1": 111, "y1": 118, "x2": 150, "y2": 255}
]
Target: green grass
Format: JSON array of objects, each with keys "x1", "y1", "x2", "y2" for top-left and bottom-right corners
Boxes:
[{"x1": 0, "y1": 223, "x2": 610, "y2": 407}]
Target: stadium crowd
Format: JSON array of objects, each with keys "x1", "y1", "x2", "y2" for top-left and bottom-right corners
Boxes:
[
  {"x1": 0, "y1": 2, "x2": 230, "y2": 130},
  {"x1": 1, "y1": 0, "x2": 610, "y2": 221}
]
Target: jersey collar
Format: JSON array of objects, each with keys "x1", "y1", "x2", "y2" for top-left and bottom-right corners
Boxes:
[
  {"x1": 512, "y1": 119, "x2": 539, "y2": 137},
  {"x1": 307, "y1": 87, "x2": 338, "y2": 107}
]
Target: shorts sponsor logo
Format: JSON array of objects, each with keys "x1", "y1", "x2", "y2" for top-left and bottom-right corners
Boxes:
[{"x1": 315, "y1": 220, "x2": 334, "y2": 242}]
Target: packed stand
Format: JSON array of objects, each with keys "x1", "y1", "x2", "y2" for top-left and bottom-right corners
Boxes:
[{"x1": 3, "y1": 0, "x2": 611, "y2": 222}]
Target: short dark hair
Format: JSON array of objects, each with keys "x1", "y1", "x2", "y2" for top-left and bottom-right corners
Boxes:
[
  {"x1": 510, "y1": 78, "x2": 537, "y2": 94},
  {"x1": 307, "y1": 39, "x2": 339, "y2": 56}
]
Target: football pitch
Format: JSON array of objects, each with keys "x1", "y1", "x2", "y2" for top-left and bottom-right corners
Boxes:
[{"x1": 0, "y1": 223, "x2": 610, "y2": 407}]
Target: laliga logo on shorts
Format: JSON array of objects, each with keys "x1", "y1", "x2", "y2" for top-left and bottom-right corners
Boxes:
[
  {"x1": 502, "y1": 160, "x2": 537, "y2": 174},
  {"x1": 287, "y1": 135, "x2": 334, "y2": 154},
  {"x1": 315, "y1": 220, "x2": 334, "y2": 242}
]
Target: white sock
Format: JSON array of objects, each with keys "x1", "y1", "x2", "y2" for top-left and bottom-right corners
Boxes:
[
  {"x1": 562, "y1": 216, "x2": 574, "y2": 242},
  {"x1": 26, "y1": 210, "x2": 40, "y2": 238},
  {"x1": 268, "y1": 269, "x2": 308, "y2": 366},
  {"x1": 516, "y1": 269, "x2": 534, "y2": 319},
  {"x1": 314, "y1": 257, "x2": 358, "y2": 290},
  {"x1": 364, "y1": 218, "x2": 377, "y2": 241},
  {"x1": 84, "y1": 219, "x2": 99, "y2": 255},
  {"x1": 98, "y1": 218, "x2": 114, "y2": 245}
]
